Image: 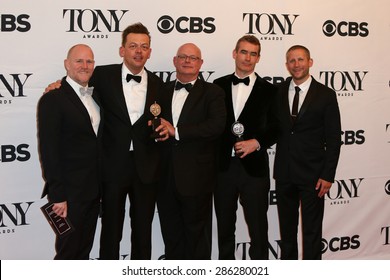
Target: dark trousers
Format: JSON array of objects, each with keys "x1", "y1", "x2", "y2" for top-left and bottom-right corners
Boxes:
[
  {"x1": 275, "y1": 181, "x2": 324, "y2": 260},
  {"x1": 214, "y1": 157, "x2": 270, "y2": 260},
  {"x1": 99, "y1": 152, "x2": 157, "y2": 260},
  {"x1": 54, "y1": 199, "x2": 99, "y2": 260},
  {"x1": 157, "y1": 174, "x2": 212, "y2": 260}
]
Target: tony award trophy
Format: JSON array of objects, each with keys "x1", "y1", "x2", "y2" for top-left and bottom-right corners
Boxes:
[
  {"x1": 150, "y1": 101, "x2": 161, "y2": 138},
  {"x1": 231, "y1": 121, "x2": 244, "y2": 156}
]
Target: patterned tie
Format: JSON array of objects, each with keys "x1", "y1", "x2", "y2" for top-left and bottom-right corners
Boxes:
[
  {"x1": 232, "y1": 76, "x2": 250, "y2": 86},
  {"x1": 291, "y1": 86, "x2": 301, "y2": 120},
  {"x1": 175, "y1": 81, "x2": 193, "y2": 91},
  {"x1": 126, "y1": 74, "x2": 142, "y2": 83},
  {"x1": 79, "y1": 86, "x2": 94, "y2": 96}
]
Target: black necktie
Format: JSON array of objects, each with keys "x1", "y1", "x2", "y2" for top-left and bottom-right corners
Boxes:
[
  {"x1": 126, "y1": 74, "x2": 142, "y2": 83},
  {"x1": 291, "y1": 86, "x2": 300, "y2": 120},
  {"x1": 232, "y1": 75, "x2": 250, "y2": 86},
  {"x1": 175, "y1": 81, "x2": 193, "y2": 92}
]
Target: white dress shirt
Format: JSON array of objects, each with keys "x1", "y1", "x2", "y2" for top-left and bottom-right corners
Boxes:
[
  {"x1": 67, "y1": 76, "x2": 100, "y2": 136},
  {"x1": 288, "y1": 76, "x2": 312, "y2": 115},
  {"x1": 122, "y1": 65, "x2": 148, "y2": 150},
  {"x1": 230, "y1": 72, "x2": 259, "y2": 155},
  {"x1": 232, "y1": 72, "x2": 256, "y2": 121},
  {"x1": 172, "y1": 79, "x2": 196, "y2": 140}
]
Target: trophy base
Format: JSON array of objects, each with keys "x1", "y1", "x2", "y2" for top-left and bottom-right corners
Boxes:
[{"x1": 151, "y1": 118, "x2": 161, "y2": 139}]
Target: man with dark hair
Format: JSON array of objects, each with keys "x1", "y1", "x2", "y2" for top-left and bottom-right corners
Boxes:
[
  {"x1": 213, "y1": 35, "x2": 278, "y2": 259},
  {"x1": 90, "y1": 22, "x2": 168, "y2": 260},
  {"x1": 274, "y1": 45, "x2": 341, "y2": 259}
]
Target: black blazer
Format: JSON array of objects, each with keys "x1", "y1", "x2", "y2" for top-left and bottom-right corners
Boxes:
[
  {"x1": 89, "y1": 64, "x2": 163, "y2": 185},
  {"x1": 159, "y1": 79, "x2": 226, "y2": 196},
  {"x1": 38, "y1": 77, "x2": 103, "y2": 203},
  {"x1": 274, "y1": 76, "x2": 342, "y2": 185},
  {"x1": 214, "y1": 73, "x2": 278, "y2": 177}
]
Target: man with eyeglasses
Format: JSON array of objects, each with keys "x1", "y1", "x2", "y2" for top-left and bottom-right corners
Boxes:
[
  {"x1": 213, "y1": 35, "x2": 278, "y2": 260},
  {"x1": 44, "y1": 23, "x2": 168, "y2": 260},
  {"x1": 157, "y1": 43, "x2": 226, "y2": 259}
]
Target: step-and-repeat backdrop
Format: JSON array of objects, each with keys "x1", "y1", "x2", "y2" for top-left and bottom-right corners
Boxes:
[{"x1": 1, "y1": 0, "x2": 389, "y2": 260}]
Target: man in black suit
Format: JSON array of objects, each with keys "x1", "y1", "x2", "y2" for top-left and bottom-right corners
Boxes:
[
  {"x1": 274, "y1": 45, "x2": 341, "y2": 259},
  {"x1": 44, "y1": 23, "x2": 167, "y2": 259},
  {"x1": 90, "y1": 23, "x2": 167, "y2": 260},
  {"x1": 38, "y1": 44, "x2": 102, "y2": 259},
  {"x1": 213, "y1": 35, "x2": 278, "y2": 260},
  {"x1": 157, "y1": 43, "x2": 226, "y2": 259}
]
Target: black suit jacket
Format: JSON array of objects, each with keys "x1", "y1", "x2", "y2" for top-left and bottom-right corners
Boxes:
[
  {"x1": 214, "y1": 73, "x2": 278, "y2": 177},
  {"x1": 274, "y1": 76, "x2": 341, "y2": 185},
  {"x1": 38, "y1": 77, "x2": 103, "y2": 203},
  {"x1": 89, "y1": 64, "x2": 163, "y2": 185},
  {"x1": 159, "y1": 79, "x2": 226, "y2": 196}
]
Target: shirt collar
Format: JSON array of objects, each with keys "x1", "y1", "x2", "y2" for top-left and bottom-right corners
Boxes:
[
  {"x1": 290, "y1": 75, "x2": 312, "y2": 93},
  {"x1": 122, "y1": 65, "x2": 146, "y2": 82},
  {"x1": 176, "y1": 78, "x2": 197, "y2": 86},
  {"x1": 66, "y1": 76, "x2": 88, "y2": 98},
  {"x1": 233, "y1": 72, "x2": 256, "y2": 86}
]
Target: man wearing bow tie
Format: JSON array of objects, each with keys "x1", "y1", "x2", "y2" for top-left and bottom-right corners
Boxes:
[
  {"x1": 157, "y1": 43, "x2": 226, "y2": 259},
  {"x1": 44, "y1": 23, "x2": 167, "y2": 259},
  {"x1": 213, "y1": 35, "x2": 278, "y2": 259},
  {"x1": 38, "y1": 44, "x2": 103, "y2": 259},
  {"x1": 89, "y1": 23, "x2": 167, "y2": 260}
]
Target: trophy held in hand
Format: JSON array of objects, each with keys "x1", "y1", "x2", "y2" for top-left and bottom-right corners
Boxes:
[
  {"x1": 231, "y1": 121, "x2": 244, "y2": 156},
  {"x1": 150, "y1": 101, "x2": 162, "y2": 139}
]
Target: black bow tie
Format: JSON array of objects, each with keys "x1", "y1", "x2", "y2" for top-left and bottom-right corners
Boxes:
[
  {"x1": 175, "y1": 81, "x2": 193, "y2": 92},
  {"x1": 126, "y1": 74, "x2": 142, "y2": 83},
  {"x1": 232, "y1": 76, "x2": 250, "y2": 86}
]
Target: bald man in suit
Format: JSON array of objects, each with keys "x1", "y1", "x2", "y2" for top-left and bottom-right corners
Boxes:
[
  {"x1": 38, "y1": 44, "x2": 103, "y2": 259},
  {"x1": 157, "y1": 43, "x2": 226, "y2": 259}
]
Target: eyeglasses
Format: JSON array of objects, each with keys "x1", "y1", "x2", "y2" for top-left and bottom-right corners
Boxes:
[
  {"x1": 176, "y1": 54, "x2": 201, "y2": 62},
  {"x1": 128, "y1": 43, "x2": 150, "y2": 51}
]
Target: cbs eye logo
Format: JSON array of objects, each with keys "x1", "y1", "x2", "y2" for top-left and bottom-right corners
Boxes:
[
  {"x1": 322, "y1": 20, "x2": 368, "y2": 37},
  {"x1": 385, "y1": 180, "x2": 390, "y2": 196},
  {"x1": 322, "y1": 235, "x2": 360, "y2": 253},
  {"x1": 157, "y1": 15, "x2": 216, "y2": 34}
]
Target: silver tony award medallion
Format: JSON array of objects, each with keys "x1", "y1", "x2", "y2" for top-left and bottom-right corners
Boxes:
[
  {"x1": 232, "y1": 121, "x2": 244, "y2": 141},
  {"x1": 150, "y1": 101, "x2": 161, "y2": 138},
  {"x1": 231, "y1": 121, "x2": 244, "y2": 156}
]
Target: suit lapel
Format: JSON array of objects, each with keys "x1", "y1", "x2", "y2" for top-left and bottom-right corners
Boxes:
[
  {"x1": 143, "y1": 71, "x2": 155, "y2": 118},
  {"x1": 177, "y1": 79, "x2": 203, "y2": 125},
  {"x1": 280, "y1": 80, "x2": 293, "y2": 125},
  {"x1": 92, "y1": 89, "x2": 104, "y2": 138},
  {"x1": 62, "y1": 80, "x2": 96, "y2": 134},
  {"x1": 237, "y1": 74, "x2": 261, "y2": 121},
  {"x1": 220, "y1": 74, "x2": 235, "y2": 123},
  {"x1": 111, "y1": 64, "x2": 132, "y2": 124},
  {"x1": 165, "y1": 82, "x2": 175, "y2": 124},
  {"x1": 135, "y1": 70, "x2": 159, "y2": 126},
  {"x1": 297, "y1": 78, "x2": 316, "y2": 121}
]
